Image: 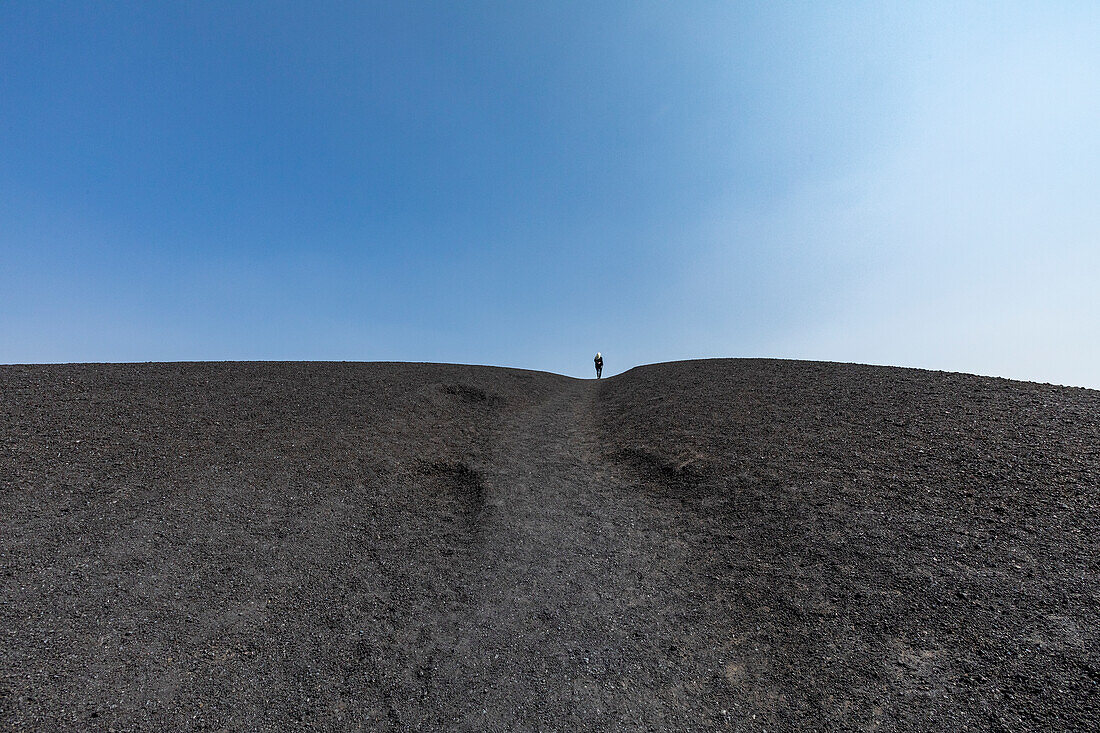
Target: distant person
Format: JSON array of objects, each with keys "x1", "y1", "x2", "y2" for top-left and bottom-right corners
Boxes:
[{"x1": 594, "y1": 352, "x2": 603, "y2": 379}]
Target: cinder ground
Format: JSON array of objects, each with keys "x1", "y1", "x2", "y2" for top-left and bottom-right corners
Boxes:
[{"x1": 1, "y1": 359, "x2": 1097, "y2": 731}]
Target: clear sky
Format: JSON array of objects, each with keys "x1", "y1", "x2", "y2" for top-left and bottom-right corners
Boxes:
[{"x1": 2, "y1": 2, "x2": 1098, "y2": 386}]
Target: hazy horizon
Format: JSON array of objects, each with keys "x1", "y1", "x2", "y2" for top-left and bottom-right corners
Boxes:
[{"x1": 3, "y1": 2, "x2": 1098, "y2": 387}]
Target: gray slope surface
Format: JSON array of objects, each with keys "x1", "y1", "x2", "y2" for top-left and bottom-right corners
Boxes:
[{"x1": 1, "y1": 359, "x2": 1098, "y2": 731}]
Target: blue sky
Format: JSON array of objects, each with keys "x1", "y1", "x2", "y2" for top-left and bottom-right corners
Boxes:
[{"x1": 2, "y1": 2, "x2": 1098, "y2": 386}]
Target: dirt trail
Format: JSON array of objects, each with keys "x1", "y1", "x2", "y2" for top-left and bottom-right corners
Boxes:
[{"x1": 446, "y1": 378, "x2": 691, "y2": 729}]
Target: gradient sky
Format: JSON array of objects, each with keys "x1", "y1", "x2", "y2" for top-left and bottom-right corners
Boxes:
[{"x1": 2, "y1": 2, "x2": 1098, "y2": 385}]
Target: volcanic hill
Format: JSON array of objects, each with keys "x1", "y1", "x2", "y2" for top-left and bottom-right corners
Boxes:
[{"x1": 1, "y1": 359, "x2": 1097, "y2": 731}]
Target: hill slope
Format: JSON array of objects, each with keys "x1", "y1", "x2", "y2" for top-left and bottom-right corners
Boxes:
[{"x1": 1, "y1": 359, "x2": 1098, "y2": 731}]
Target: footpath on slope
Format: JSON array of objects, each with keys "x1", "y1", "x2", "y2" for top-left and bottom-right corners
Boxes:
[{"x1": 436, "y1": 377, "x2": 710, "y2": 730}]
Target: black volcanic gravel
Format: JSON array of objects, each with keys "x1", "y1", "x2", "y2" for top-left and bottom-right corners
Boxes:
[{"x1": 1, "y1": 359, "x2": 1097, "y2": 731}]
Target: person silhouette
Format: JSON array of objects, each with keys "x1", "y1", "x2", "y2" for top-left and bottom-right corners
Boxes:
[{"x1": 594, "y1": 352, "x2": 603, "y2": 379}]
